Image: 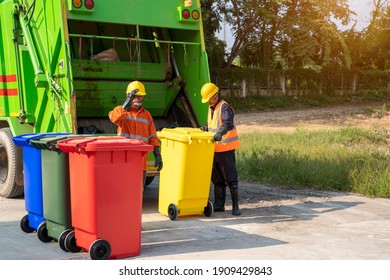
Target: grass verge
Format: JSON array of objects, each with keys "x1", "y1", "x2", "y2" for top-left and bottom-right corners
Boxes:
[{"x1": 236, "y1": 127, "x2": 390, "y2": 198}]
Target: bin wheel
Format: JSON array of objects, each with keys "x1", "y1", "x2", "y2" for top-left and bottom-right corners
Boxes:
[
  {"x1": 59, "y1": 229, "x2": 73, "y2": 252},
  {"x1": 37, "y1": 221, "x2": 53, "y2": 243},
  {"x1": 204, "y1": 200, "x2": 214, "y2": 217},
  {"x1": 144, "y1": 176, "x2": 154, "y2": 187},
  {"x1": 64, "y1": 230, "x2": 82, "y2": 253},
  {"x1": 20, "y1": 215, "x2": 34, "y2": 233},
  {"x1": 89, "y1": 239, "x2": 111, "y2": 260},
  {"x1": 168, "y1": 204, "x2": 178, "y2": 220}
]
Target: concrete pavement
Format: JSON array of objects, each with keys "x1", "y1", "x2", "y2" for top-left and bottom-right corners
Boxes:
[{"x1": 1, "y1": 179, "x2": 390, "y2": 260}]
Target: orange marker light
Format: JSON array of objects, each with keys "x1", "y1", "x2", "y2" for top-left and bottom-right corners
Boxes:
[
  {"x1": 72, "y1": 0, "x2": 82, "y2": 8},
  {"x1": 192, "y1": 10, "x2": 200, "y2": 20}
]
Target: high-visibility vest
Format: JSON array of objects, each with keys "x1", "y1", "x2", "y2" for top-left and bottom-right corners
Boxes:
[
  {"x1": 208, "y1": 100, "x2": 240, "y2": 152},
  {"x1": 109, "y1": 106, "x2": 159, "y2": 170}
]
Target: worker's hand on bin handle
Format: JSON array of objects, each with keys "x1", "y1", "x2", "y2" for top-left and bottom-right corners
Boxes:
[
  {"x1": 121, "y1": 89, "x2": 139, "y2": 111},
  {"x1": 153, "y1": 146, "x2": 163, "y2": 171},
  {"x1": 212, "y1": 132, "x2": 222, "y2": 143}
]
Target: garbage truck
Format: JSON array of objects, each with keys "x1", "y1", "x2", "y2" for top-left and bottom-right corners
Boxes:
[{"x1": 0, "y1": 0, "x2": 210, "y2": 198}]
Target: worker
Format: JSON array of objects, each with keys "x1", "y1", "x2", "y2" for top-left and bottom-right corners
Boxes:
[
  {"x1": 200, "y1": 82, "x2": 241, "y2": 216},
  {"x1": 109, "y1": 81, "x2": 163, "y2": 186}
]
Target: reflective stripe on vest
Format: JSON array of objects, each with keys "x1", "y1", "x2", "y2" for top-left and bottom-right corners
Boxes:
[
  {"x1": 117, "y1": 115, "x2": 155, "y2": 143},
  {"x1": 208, "y1": 100, "x2": 240, "y2": 152}
]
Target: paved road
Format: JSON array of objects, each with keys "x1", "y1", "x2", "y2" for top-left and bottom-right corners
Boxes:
[{"x1": 1, "y1": 179, "x2": 390, "y2": 260}]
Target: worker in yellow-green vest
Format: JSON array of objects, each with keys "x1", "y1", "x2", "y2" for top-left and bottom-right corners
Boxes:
[{"x1": 200, "y1": 82, "x2": 241, "y2": 216}]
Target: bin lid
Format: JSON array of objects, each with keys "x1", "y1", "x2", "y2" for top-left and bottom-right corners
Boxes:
[
  {"x1": 157, "y1": 127, "x2": 214, "y2": 144},
  {"x1": 57, "y1": 136, "x2": 153, "y2": 153},
  {"x1": 30, "y1": 134, "x2": 96, "y2": 151},
  {"x1": 12, "y1": 132, "x2": 71, "y2": 147}
]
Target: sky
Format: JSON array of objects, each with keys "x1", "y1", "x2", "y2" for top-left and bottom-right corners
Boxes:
[
  {"x1": 218, "y1": 0, "x2": 383, "y2": 49},
  {"x1": 347, "y1": 0, "x2": 375, "y2": 30}
]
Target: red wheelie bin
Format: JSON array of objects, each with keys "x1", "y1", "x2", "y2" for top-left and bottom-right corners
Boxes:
[{"x1": 57, "y1": 136, "x2": 152, "y2": 260}]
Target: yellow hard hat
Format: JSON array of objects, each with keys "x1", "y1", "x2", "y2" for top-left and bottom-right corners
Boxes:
[
  {"x1": 201, "y1": 82, "x2": 219, "y2": 103},
  {"x1": 126, "y1": 81, "x2": 146, "y2": 96}
]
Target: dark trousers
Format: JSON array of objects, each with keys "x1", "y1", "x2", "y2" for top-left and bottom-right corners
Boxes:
[{"x1": 211, "y1": 150, "x2": 238, "y2": 187}]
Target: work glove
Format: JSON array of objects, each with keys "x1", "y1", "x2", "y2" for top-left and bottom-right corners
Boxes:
[
  {"x1": 199, "y1": 125, "x2": 208, "y2": 131},
  {"x1": 121, "y1": 89, "x2": 139, "y2": 111},
  {"x1": 153, "y1": 146, "x2": 163, "y2": 171},
  {"x1": 212, "y1": 132, "x2": 222, "y2": 143}
]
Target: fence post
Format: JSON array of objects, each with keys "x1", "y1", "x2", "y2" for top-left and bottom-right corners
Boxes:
[
  {"x1": 353, "y1": 73, "x2": 357, "y2": 92},
  {"x1": 280, "y1": 74, "x2": 286, "y2": 95},
  {"x1": 242, "y1": 79, "x2": 247, "y2": 98}
]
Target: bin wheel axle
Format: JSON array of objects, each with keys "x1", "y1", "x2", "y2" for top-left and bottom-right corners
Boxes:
[
  {"x1": 37, "y1": 221, "x2": 53, "y2": 243},
  {"x1": 89, "y1": 239, "x2": 111, "y2": 260},
  {"x1": 20, "y1": 215, "x2": 34, "y2": 233},
  {"x1": 59, "y1": 229, "x2": 73, "y2": 252},
  {"x1": 168, "y1": 204, "x2": 178, "y2": 220},
  {"x1": 64, "y1": 230, "x2": 82, "y2": 253},
  {"x1": 204, "y1": 200, "x2": 214, "y2": 217}
]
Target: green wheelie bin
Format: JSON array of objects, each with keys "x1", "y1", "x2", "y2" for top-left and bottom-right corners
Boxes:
[{"x1": 30, "y1": 135, "x2": 84, "y2": 252}]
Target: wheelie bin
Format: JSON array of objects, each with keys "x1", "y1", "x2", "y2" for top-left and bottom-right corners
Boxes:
[
  {"x1": 29, "y1": 134, "x2": 92, "y2": 251},
  {"x1": 12, "y1": 133, "x2": 70, "y2": 237},
  {"x1": 57, "y1": 136, "x2": 153, "y2": 260},
  {"x1": 157, "y1": 128, "x2": 215, "y2": 220}
]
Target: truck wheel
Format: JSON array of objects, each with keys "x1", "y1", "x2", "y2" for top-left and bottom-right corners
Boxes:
[{"x1": 0, "y1": 128, "x2": 24, "y2": 198}]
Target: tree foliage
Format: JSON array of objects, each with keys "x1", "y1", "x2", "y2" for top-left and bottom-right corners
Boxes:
[
  {"x1": 203, "y1": 0, "x2": 388, "y2": 73},
  {"x1": 212, "y1": 0, "x2": 354, "y2": 70},
  {"x1": 361, "y1": 1, "x2": 390, "y2": 70},
  {"x1": 201, "y1": 0, "x2": 227, "y2": 67}
]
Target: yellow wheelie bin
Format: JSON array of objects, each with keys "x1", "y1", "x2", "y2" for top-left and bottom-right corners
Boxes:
[{"x1": 157, "y1": 128, "x2": 215, "y2": 220}]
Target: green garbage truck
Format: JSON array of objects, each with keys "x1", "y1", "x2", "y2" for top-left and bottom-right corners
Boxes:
[{"x1": 0, "y1": 0, "x2": 210, "y2": 198}]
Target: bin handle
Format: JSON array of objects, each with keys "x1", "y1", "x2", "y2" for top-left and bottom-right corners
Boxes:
[
  {"x1": 74, "y1": 137, "x2": 99, "y2": 152},
  {"x1": 46, "y1": 136, "x2": 72, "y2": 150}
]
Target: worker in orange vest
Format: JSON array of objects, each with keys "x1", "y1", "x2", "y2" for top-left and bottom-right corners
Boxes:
[
  {"x1": 109, "y1": 81, "x2": 163, "y2": 186},
  {"x1": 200, "y1": 82, "x2": 241, "y2": 216}
]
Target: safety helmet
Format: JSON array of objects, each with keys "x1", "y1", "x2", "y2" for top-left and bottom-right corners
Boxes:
[
  {"x1": 126, "y1": 81, "x2": 146, "y2": 96},
  {"x1": 200, "y1": 82, "x2": 219, "y2": 103}
]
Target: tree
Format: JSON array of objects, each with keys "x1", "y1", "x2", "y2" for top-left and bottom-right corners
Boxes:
[
  {"x1": 360, "y1": 1, "x2": 390, "y2": 70},
  {"x1": 216, "y1": 0, "x2": 354, "y2": 70},
  {"x1": 201, "y1": 0, "x2": 227, "y2": 67}
]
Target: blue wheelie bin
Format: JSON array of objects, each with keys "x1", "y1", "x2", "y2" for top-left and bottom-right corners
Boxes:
[{"x1": 13, "y1": 132, "x2": 70, "y2": 241}]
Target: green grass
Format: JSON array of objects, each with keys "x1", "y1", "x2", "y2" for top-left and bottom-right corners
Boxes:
[{"x1": 236, "y1": 127, "x2": 390, "y2": 197}]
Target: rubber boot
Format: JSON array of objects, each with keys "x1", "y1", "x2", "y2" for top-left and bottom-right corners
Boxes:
[
  {"x1": 229, "y1": 185, "x2": 241, "y2": 216},
  {"x1": 213, "y1": 184, "x2": 226, "y2": 212}
]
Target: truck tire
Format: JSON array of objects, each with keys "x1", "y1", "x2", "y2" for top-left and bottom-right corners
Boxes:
[{"x1": 0, "y1": 128, "x2": 24, "y2": 198}]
